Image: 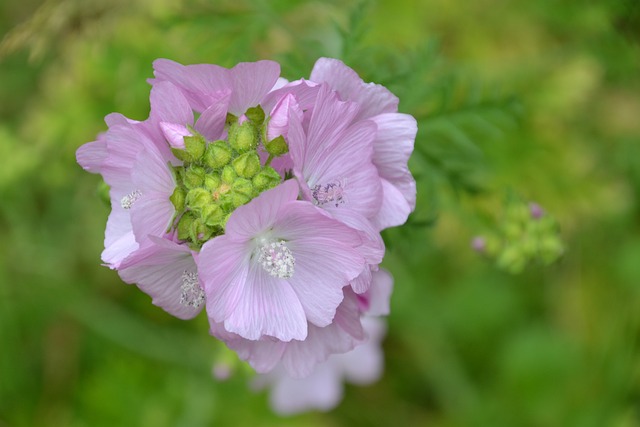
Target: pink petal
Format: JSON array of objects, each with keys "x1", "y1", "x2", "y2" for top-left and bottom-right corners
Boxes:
[
  {"x1": 364, "y1": 268, "x2": 394, "y2": 316},
  {"x1": 310, "y1": 58, "x2": 399, "y2": 120},
  {"x1": 225, "y1": 262, "x2": 307, "y2": 341},
  {"x1": 224, "y1": 180, "x2": 300, "y2": 240},
  {"x1": 194, "y1": 90, "x2": 231, "y2": 141},
  {"x1": 76, "y1": 137, "x2": 107, "y2": 173},
  {"x1": 118, "y1": 237, "x2": 202, "y2": 320},
  {"x1": 152, "y1": 59, "x2": 230, "y2": 113},
  {"x1": 101, "y1": 231, "x2": 138, "y2": 269},
  {"x1": 262, "y1": 79, "x2": 320, "y2": 114},
  {"x1": 227, "y1": 60, "x2": 281, "y2": 115},
  {"x1": 130, "y1": 193, "x2": 174, "y2": 244},
  {"x1": 341, "y1": 317, "x2": 386, "y2": 384},
  {"x1": 371, "y1": 178, "x2": 413, "y2": 230},
  {"x1": 266, "y1": 93, "x2": 302, "y2": 141}
]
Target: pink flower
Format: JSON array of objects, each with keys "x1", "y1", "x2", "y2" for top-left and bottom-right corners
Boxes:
[
  {"x1": 310, "y1": 58, "x2": 417, "y2": 230},
  {"x1": 198, "y1": 180, "x2": 366, "y2": 342}
]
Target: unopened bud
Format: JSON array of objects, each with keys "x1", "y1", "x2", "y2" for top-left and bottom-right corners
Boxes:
[
  {"x1": 228, "y1": 121, "x2": 257, "y2": 153},
  {"x1": 184, "y1": 135, "x2": 206, "y2": 160},
  {"x1": 232, "y1": 152, "x2": 261, "y2": 178},
  {"x1": 202, "y1": 203, "x2": 225, "y2": 227},
  {"x1": 204, "y1": 141, "x2": 232, "y2": 169},
  {"x1": 252, "y1": 166, "x2": 281, "y2": 191},
  {"x1": 177, "y1": 213, "x2": 195, "y2": 241},
  {"x1": 204, "y1": 173, "x2": 221, "y2": 191},
  {"x1": 221, "y1": 165, "x2": 237, "y2": 184},
  {"x1": 184, "y1": 165, "x2": 206, "y2": 189},
  {"x1": 186, "y1": 188, "x2": 212, "y2": 211},
  {"x1": 171, "y1": 147, "x2": 193, "y2": 163}
]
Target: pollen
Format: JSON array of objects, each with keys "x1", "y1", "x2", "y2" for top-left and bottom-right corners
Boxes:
[
  {"x1": 120, "y1": 190, "x2": 142, "y2": 210},
  {"x1": 258, "y1": 240, "x2": 295, "y2": 279},
  {"x1": 180, "y1": 270, "x2": 205, "y2": 308}
]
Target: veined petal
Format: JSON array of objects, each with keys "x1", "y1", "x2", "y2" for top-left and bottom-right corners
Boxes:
[
  {"x1": 130, "y1": 193, "x2": 174, "y2": 243},
  {"x1": 370, "y1": 113, "x2": 417, "y2": 182},
  {"x1": 371, "y1": 178, "x2": 413, "y2": 230},
  {"x1": 118, "y1": 237, "x2": 202, "y2": 320},
  {"x1": 101, "y1": 231, "x2": 138, "y2": 269},
  {"x1": 225, "y1": 180, "x2": 300, "y2": 240},
  {"x1": 160, "y1": 122, "x2": 191, "y2": 149},
  {"x1": 363, "y1": 268, "x2": 394, "y2": 316},
  {"x1": 227, "y1": 61, "x2": 281, "y2": 115},
  {"x1": 225, "y1": 262, "x2": 307, "y2": 341},
  {"x1": 195, "y1": 90, "x2": 231, "y2": 141},
  {"x1": 199, "y1": 236, "x2": 250, "y2": 322},
  {"x1": 310, "y1": 57, "x2": 399, "y2": 120},
  {"x1": 267, "y1": 93, "x2": 302, "y2": 141},
  {"x1": 76, "y1": 137, "x2": 107, "y2": 173}
]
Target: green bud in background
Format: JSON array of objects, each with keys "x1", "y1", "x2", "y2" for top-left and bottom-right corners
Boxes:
[
  {"x1": 232, "y1": 152, "x2": 261, "y2": 178},
  {"x1": 169, "y1": 187, "x2": 186, "y2": 212},
  {"x1": 186, "y1": 187, "x2": 212, "y2": 211},
  {"x1": 252, "y1": 166, "x2": 281, "y2": 191},
  {"x1": 183, "y1": 165, "x2": 206, "y2": 189},
  {"x1": 264, "y1": 135, "x2": 289, "y2": 157},
  {"x1": 204, "y1": 141, "x2": 232, "y2": 169},
  {"x1": 184, "y1": 134, "x2": 206, "y2": 161},
  {"x1": 245, "y1": 105, "x2": 265, "y2": 125},
  {"x1": 228, "y1": 121, "x2": 257, "y2": 153}
]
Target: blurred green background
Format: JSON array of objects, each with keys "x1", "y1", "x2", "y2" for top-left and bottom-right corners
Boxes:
[{"x1": 2, "y1": 0, "x2": 640, "y2": 425}]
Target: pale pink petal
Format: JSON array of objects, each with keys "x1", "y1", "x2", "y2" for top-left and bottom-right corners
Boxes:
[
  {"x1": 199, "y1": 236, "x2": 250, "y2": 322},
  {"x1": 131, "y1": 146, "x2": 175, "y2": 195},
  {"x1": 194, "y1": 90, "x2": 231, "y2": 141},
  {"x1": 101, "y1": 231, "x2": 138, "y2": 269},
  {"x1": 371, "y1": 178, "x2": 413, "y2": 230},
  {"x1": 224, "y1": 180, "x2": 300, "y2": 240},
  {"x1": 227, "y1": 61, "x2": 281, "y2": 115},
  {"x1": 130, "y1": 193, "x2": 174, "y2": 243},
  {"x1": 76, "y1": 138, "x2": 107, "y2": 173},
  {"x1": 363, "y1": 268, "x2": 394, "y2": 316},
  {"x1": 341, "y1": 317, "x2": 386, "y2": 384},
  {"x1": 262, "y1": 79, "x2": 320, "y2": 114},
  {"x1": 225, "y1": 262, "x2": 307, "y2": 341},
  {"x1": 152, "y1": 59, "x2": 230, "y2": 113},
  {"x1": 310, "y1": 58, "x2": 399, "y2": 120},
  {"x1": 118, "y1": 237, "x2": 201, "y2": 319},
  {"x1": 266, "y1": 93, "x2": 302, "y2": 141}
]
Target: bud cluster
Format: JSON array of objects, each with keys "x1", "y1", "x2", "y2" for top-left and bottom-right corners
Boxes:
[
  {"x1": 473, "y1": 199, "x2": 564, "y2": 273},
  {"x1": 169, "y1": 106, "x2": 286, "y2": 248}
]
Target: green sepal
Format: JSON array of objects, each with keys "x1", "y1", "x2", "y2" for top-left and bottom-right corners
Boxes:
[
  {"x1": 252, "y1": 166, "x2": 281, "y2": 191},
  {"x1": 169, "y1": 187, "x2": 186, "y2": 212},
  {"x1": 202, "y1": 204, "x2": 225, "y2": 227},
  {"x1": 232, "y1": 152, "x2": 261, "y2": 178},
  {"x1": 186, "y1": 187, "x2": 212, "y2": 211},
  {"x1": 177, "y1": 213, "x2": 195, "y2": 241},
  {"x1": 184, "y1": 165, "x2": 206, "y2": 189},
  {"x1": 204, "y1": 141, "x2": 232, "y2": 169},
  {"x1": 264, "y1": 135, "x2": 289, "y2": 157},
  {"x1": 245, "y1": 105, "x2": 265, "y2": 125},
  {"x1": 221, "y1": 165, "x2": 237, "y2": 184},
  {"x1": 232, "y1": 178, "x2": 254, "y2": 197},
  {"x1": 228, "y1": 121, "x2": 257, "y2": 153},
  {"x1": 171, "y1": 147, "x2": 193, "y2": 163},
  {"x1": 184, "y1": 134, "x2": 206, "y2": 160},
  {"x1": 204, "y1": 173, "x2": 221, "y2": 191}
]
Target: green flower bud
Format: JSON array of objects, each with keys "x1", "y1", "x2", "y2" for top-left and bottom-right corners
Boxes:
[
  {"x1": 184, "y1": 165, "x2": 206, "y2": 189},
  {"x1": 221, "y1": 165, "x2": 237, "y2": 184},
  {"x1": 232, "y1": 152, "x2": 261, "y2": 178},
  {"x1": 252, "y1": 166, "x2": 281, "y2": 191},
  {"x1": 169, "y1": 187, "x2": 186, "y2": 212},
  {"x1": 228, "y1": 121, "x2": 257, "y2": 153},
  {"x1": 497, "y1": 245, "x2": 526, "y2": 274},
  {"x1": 245, "y1": 105, "x2": 265, "y2": 125},
  {"x1": 264, "y1": 135, "x2": 289, "y2": 157},
  {"x1": 225, "y1": 113, "x2": 237, "y2": 127},
  {"x1": 204, "y1": 141, "x2": 232, "y2": 169},
  {"x1": 204, "y1": 173, "x2": 221, "y2": 191},
  {"x1": 230, "y1": 192, "x2": 251, "y2": 208},
  {"x1": 232, "y1": 178, "x2": 254, "y2": 197},
  {"x1": 177, "y1": 213, "x2": 195, "y2": 241},
  {"x1": 202, "y1": 203, "x2": 225, "y2": 227},
  {"x1": 171, "y1": 147, "x2": 193, "y2": 163},
  {"x1": 186, "y1": 187, "x2": 212, "y2": 211},
  {"x1": 190, "y1": 218, "x2": 211, "y2": 243},
  {"x1": 184, "y1": 134, "x2": 206, "y2": 160}
]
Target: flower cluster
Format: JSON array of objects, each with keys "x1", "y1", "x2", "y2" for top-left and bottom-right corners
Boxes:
[{"x1": 77, "y1": 58, "x2": 416, "y2": 413}]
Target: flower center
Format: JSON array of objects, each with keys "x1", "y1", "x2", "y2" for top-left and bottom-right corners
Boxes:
[
  {"x1": 311, "y1": 181, "x2": 345, "y2": 207},
  {"x1": 179, "y1": 270, "x2": 205, "y2": 308},
  {"x1": 257, "y1": 240, "x2": 295, "y2": 279},
  {"x1": 121, "y1": 190, "x2": 142, "y2": 210}
]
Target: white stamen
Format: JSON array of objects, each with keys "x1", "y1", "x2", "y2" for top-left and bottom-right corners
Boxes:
[
  {"x1": 120, "y1": 190, "x2": 142, "y2": 210},
  {"x1": 180, "y1": 271, "x2": 205, "y2": 308},
  {"x1": 258, "y1": 240, "x2": 295, "y2": 279},
  {"x1": 311, "y1": 181, "x2": 346, "y2": 207}
]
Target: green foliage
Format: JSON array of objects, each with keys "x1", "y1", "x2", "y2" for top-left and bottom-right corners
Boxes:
[{"x1": 1, "y1": 0, "x2": 640, "y2": 426}]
